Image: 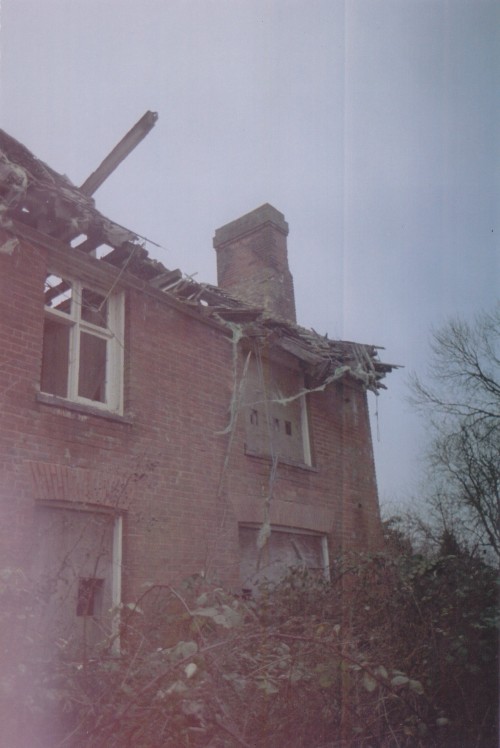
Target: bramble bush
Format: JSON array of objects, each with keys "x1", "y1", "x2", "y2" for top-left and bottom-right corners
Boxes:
[{"x1": 1, "y1": 540, "x2": 497, "y2": 747}]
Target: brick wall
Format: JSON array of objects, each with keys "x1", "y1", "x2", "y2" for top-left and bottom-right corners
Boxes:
[{"x1": 0, "y1": 229, "x2": 383, "y2": 611}]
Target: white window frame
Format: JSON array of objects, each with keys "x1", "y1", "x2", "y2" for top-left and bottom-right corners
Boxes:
[
  {"x1": 111, "y1": 515, "x2": 123, "y2": 654},
  {"x1": 42, "y1": 277, "x2": 124, "y2": 413},
  {"x1": 300, "y1": 393, "x2": 312, "y2": 466}
]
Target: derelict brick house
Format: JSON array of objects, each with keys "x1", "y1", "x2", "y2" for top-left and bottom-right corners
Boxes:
[{"x1": 0, "y1": 128, "x2": 393, "y2": 649}]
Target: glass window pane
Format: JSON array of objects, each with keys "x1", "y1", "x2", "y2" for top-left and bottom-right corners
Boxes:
[
  {"x1": 41, "y1": 317, "x2": 70, "y2": 397},
  {"x1": 44, "y1": 275, "x2": 72, "y2": 314},
  {"x1": 78, "y1": 332, "x2": 107, "y2": 402},
  {"x1": 81, "y1": 288, "x2": 108, "y2": 328}
]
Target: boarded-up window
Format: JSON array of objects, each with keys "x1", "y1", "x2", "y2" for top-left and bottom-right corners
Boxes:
[
  {"x1": 239, "y1": 525, "x2": 327, "y2": 594},
  {"x1": 243, "y1": 357, "x2": 311, "y2": 464},
  {"x1": 33, "y1": 506, "x2": 121, "y2": 652}
]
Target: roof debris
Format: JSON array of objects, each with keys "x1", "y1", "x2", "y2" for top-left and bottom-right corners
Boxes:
[{"x1": 0, "y1": 128, "x2": 397, "y2": 393}]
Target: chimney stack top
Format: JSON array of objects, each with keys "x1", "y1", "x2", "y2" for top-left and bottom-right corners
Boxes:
[
  {"x1": 213, "y1": 204, "x2": 296, "y2": 323},
  {"x1": 213, "y1": 203, "x2": 288, "y2": 247}
]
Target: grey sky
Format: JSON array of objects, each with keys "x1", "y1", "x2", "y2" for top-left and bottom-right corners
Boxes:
[{"x1": 1, "y1": 0, "x2": 498, "y2": 507}]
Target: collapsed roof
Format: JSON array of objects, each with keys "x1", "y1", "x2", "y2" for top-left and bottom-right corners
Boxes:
[{"x1": 0, "y1": 127, "x2": 396, "y2": 393}]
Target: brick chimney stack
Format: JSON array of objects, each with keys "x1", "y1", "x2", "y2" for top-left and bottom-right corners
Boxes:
[{"x1": 213, "y1": 204, "x2": 296, "y2": 323}]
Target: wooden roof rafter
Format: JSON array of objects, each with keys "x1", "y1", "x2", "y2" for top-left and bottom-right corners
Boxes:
[{"x1": 0, "y1": 124, "x2": 399, "y2": 393}]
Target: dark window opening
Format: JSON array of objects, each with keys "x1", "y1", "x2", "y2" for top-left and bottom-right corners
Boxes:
[
  {"x1": 78, "y1": 332, "x2": 107, "y2": 402},
  {"x1": 273, "y1": 417, "x2": 280, "y2": 432},
  {"x1": 41, "y1": 318, "x2": 70, "y2": 397},
  {"x1": 250, "y1": 409, "x2": 259, "y2": 425},
  {"x1": 76, "y1": 577, "x2": 104, "y2": 617},
  {"x1": 285, "y1": 420, "x2": 292, "y2": 436}
]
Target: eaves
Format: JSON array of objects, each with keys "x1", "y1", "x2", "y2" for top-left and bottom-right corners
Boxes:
[{"x1": 8, "y1": 218, "x2": 229, "y2": 335}]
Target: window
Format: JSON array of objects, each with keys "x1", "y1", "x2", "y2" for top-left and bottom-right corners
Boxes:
[
  {"x1": 239, "y1": 525, "x2": 329, "y2": 594},
  {"x1": 34, "y1": 505, "x2": 122, "y2": 652},
  {"x1": 243, "y1": 356, "x2": 311, "y2": 465},
  {"x1": 41, "y1": 275, "x2": 124, "y2": 412}
]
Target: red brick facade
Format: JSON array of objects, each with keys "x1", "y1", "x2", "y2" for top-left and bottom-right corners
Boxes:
[
  {"x1": 0, "y1": 133, "x2": 391, "y2": 649},
  {"x1": 0, "y1": 224, "x2": 382, "y2": 592}
]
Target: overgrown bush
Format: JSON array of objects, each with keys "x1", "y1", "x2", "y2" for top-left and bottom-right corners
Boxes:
[{"x1": 1, "y1": 546, "x2": 497, "y2": 747}]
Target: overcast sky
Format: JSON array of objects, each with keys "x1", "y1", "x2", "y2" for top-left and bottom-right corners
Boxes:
[{"x1": 0, "y1": 0, "x2": 498, "y2": 509}]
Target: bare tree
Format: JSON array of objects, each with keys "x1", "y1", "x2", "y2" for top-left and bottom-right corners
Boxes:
[{"x1": 410, "y1": 306, "x2": 500, "y2": 559}]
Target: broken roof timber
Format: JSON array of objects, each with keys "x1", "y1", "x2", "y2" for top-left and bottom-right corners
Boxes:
[
  {"x1": 0, "y1": 128, "x2": 146, "y2": 251},
  {"x1": 80, "y1": 111, "x2": 158, "y2": 196},
  {"x1": 0, "y1": 126, "x2": 398, "y2": 393},
  {"x1": 277, "y1": 337, "x2": 323, "y2": 366}
]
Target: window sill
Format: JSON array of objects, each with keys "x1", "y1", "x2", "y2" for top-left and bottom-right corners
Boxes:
[
  {"x1": 36, "y1": 392, "x2": 133, "y2": 424},
  {"x1": 244, "y1": 446, "x2": 318, "y2": 473}
]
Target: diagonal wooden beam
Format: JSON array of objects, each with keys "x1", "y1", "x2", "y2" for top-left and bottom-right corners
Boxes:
[{"x1": 79, "y1": 111, "x2": 158, "y2": 196}]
